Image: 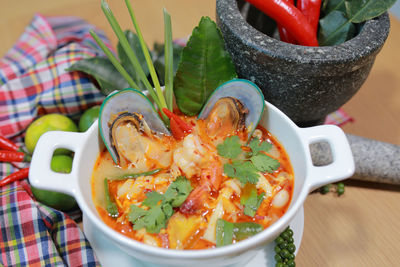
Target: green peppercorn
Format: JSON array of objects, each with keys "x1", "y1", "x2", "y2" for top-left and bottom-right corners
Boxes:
[
  {"x1": 286, "y1": 228, "x2": 293, "y2": 237},
  {"x1": 287, "y1": 253, "x2": 295, "y2": 260},
  {"x1": 280, "y1": 249, "x2": 290, "y2": 258},
  {"x1": 288, "y1": 237, "x2": 294, "y2": 243},
  {"x1": 276, "y1": 236, "x2": 284, "y2": 244},
  {"x1": 287, "y1": 243, "x2": 296, "y2": 253},
  {"x1": 287, "y1": 259, "x2": 296, "y2": 267},
  {"x1": 275, "y1": 254, "x2": 283, "y2": 263},
  {"x1": 279, "y1": 241, "x2": 288, "y2": 249},
  {"x1": 337, "y1": 182, "x2": 345, "y2": 196},
  {"x1": 281, "y1": 231, "x2": 290, "y2": 240},
  {"x1": 275, "y1": 262, "x2": 284, "y2": 267},
  {"x1": 275, "y1": 246, "x2": 281, "y2": 254},
  {"x1": 320, "y1": 184, "x2": 331, "y2": 194}
]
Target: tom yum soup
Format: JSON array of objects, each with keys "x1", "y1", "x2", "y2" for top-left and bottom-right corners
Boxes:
[{"x1": 91, "y1": 86, "x2": 294, "y2": 249}]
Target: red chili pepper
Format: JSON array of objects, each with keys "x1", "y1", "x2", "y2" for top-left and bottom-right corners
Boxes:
[
  {"x1": 169, "y1": 117, "x2": 185, "y2": 140},
  {"x1": 162, "y1": 108, "x2": 192, "y2": 132},
  {"x1": 297, "y1": 0, "x2": 321, "y2": 33},
  {"x1": 277, "y1": 0, "x2": 296, "y2": 44},
  {"x1": 0, "y1": 150, "x2": 31, "y2": 162},
  {"x1": 0, "y1": 168, "x2": 30, "y2": 187},
  {"x1": 244, "y1": 0, "x2": 318, "y2": 46},
  {"x1": 0, "y1": 136, "x2": 19, "y2": 151}
]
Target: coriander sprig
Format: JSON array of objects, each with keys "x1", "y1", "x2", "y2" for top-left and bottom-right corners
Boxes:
[
  {"x1": 128, "y1": 176, "x2": 192, "y2": 233},
  {"x1": 217, "y1": 137, "x2": 280, "y2": 185}
]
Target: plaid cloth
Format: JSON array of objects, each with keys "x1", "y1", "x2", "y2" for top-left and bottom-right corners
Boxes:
[{"x1": 0, "y1": 14, "x2": 107, "y2": 267}]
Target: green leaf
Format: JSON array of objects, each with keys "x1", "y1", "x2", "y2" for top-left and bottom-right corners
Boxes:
[
  {"x1": 248, "y1": 138, "x2": 272, "y2": 156},
  {"x1": 322, "y1": 0, "x2": 346, "y2": 15},
  {"x1": 117, "y1": 30, "x2": 150, "y2": 91},
  {"x1": 163, "y1": 8, "x2": 174, "y2": 111},
  {"x1": 143, "y1": 191, "x2": 165, "y2": 207},
  {"x1": 241, "y1": 189, "x2": 265, "y2": 217},
  {"x1": 152, "y1": 43, "x2": 183, "y2": 86},
  {"x1": 250, "y1": 153, "x2": 280, "y2": 173},
  {"x1": 104, "y1": 178, "x2": 119, "y2": 217},
  {"x1": 164, "y1": 176, "x2": 192, "y2": 207},
  {"x1": 128, "y1": 205, "x2": 147, "y2": 223},
  {"x1": 345, "y1": 0, "x2": 396, "y2": 23},
  {"x1": 217, "y1": 136, "x2": 243, "y2": 159},
  {"x1": 224, "y1": 161, "x2": 259, "y2": 185},
  {"x1": 216, "y1": 219, "x2": 234, "y2": 247},
  {"x1": 144, "y1": 205, "x2": 167, "y2": 233},
  {"x1": 68, "y1": 57, "x2": 129, "y2": 95},
  {"x1": 174, "y1": 16, "x2": 237, "y2": 116},
  {"x1": 318, "y1": 11, "x2": 356, "y2": 46}
]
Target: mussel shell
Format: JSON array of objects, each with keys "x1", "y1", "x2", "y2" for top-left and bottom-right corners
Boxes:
[
  {"x1": 99, "y1": 88, "x2": 170, "y2": 164},
  {"x1": 198, "y1": 79, "x2": 265, "y2": 140}
]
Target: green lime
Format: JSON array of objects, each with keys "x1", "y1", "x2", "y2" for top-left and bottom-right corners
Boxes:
[
  {"x1": 31, "y1": 155, "x2": 77, "y2": 211},
  {"x1": 79, "y1": 105, "x2": 100, "y2": 132},
  {"x1": 25, "y1": 114, "x2": 78, "y2": 154}
]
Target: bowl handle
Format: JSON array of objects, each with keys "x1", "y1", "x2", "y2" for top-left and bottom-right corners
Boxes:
[
  {"x1": 299, "y1": 125, "x2": 355, "y2": 192},
  {"x1": 29, "y1": 131, "x2": 86, "y2": 196}
]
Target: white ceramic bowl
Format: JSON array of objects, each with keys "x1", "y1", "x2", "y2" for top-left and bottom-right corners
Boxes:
[{"x1": 29, "y1": 101, "x2": 354, "y2": 267}]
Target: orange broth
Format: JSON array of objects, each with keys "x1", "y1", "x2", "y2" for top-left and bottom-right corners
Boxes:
[{"x1": 91, "y1": 115, "x2": 294, "y2": 250}]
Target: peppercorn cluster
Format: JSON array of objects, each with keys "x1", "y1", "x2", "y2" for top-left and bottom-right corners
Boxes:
[{"x1": 274, "y1": 226, "x2": 296, "y2": 267}]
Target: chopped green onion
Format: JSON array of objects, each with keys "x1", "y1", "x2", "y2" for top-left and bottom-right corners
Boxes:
[
  {"x1": 89, "y1": 30, "x2": 138, "y2": 89},
  {"x1": 163, "y1": 8, "x2": 174, "y2": 111},
  {"x1": 216, "y1": 219, "x2": 263, "y2": 247},
  {"x1": 104, "y1": 178, "x2": 119, "y2": 218},
  {"x1": 216, "y1": 219, "x2": 234, "y2": 247},
  {"x1": 124, "y1": 0, "x2": 168, "y2": 115},
  {"x1": 114, "y1": 168, "x2": 162, "y2": 180}
]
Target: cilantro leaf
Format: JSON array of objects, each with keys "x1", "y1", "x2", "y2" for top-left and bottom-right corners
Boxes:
[
  {"x1": 144, "y1": 205, "x2": 167, "y2": 233},
  {"x1": 249, "y1": 138, "x2": 272, "y2": 156},
  {"x1": 224, "y1": 161, "x2": 259, "y2": 185},
  {"x1": 164, "y1": 176, "x2": 193, "y2": 207},
  {"x1": 241, "y1": 188, "x2": 265, "y2": 217},
  {"x1": 217, "y1": 136, "x2": 243, "y2": 159},
  {"x1": 128, "y1": 205, "x2": 147, "y2": 225},
  {"x1": 143, "y1": 191, "x2": 165, "y2": 207},
  {"x1": 250, "y1": 153, "x2": 280, "y2": 173}
]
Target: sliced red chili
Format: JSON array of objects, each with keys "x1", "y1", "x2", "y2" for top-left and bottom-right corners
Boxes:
[
  {"x1": 0, "y1": 150, "x2": 31, "y2": 162},
  {"x1": 169, "y1": 117, "x2": 185, "y2": 140},
  {"x1": 297, "y1": 0, "x2": 322, "y2": 33},
  {"x1": 162, "y1": 108, "x2": 192, "y2": 132},
  {"x1": 0, "y1": 136, "x2": 19, "y2": 151},
  {"x1": 244, "y1": 0, "x2": 318, "y2": 46},
  {"x1": 0, "y1": 168, "x2": 30, "y2": 187}
]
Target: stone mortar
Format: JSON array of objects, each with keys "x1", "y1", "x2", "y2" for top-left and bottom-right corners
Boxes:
[{"x1": 216, "y1": 0, "x2": 390, "y2": 126}]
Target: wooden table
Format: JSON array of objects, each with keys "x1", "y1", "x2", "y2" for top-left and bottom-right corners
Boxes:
[{"x1": 1, "y1": 1, "x2": 399, "y2": 266}]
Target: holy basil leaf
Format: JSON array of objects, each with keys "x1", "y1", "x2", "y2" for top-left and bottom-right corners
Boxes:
[
  {"x1": 173, "y1": 16, "x2": 237, "y2": 116},
  {"x1": 250, "y1": 153, "x2": 280, "y2": 173},
  {"x1": 217, "y1": 136, "x2": 242, "y2": 159},
  {"x1": 117, "y1": 30, "x2": 150, "y2": 91},
  {"x1": 318, "y1": 11, "x2": 356, "y2": 46},
  {"x1": 67, "y1": 57, "x2": 129, "y2": 95},
  {"x1": 345, "y1": 0, "x2": 396, "y2": 23}
]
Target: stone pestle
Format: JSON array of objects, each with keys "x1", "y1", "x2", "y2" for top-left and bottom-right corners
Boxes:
[{"x1": 310, "y1": 134, "x2": 400, "y2": 185}]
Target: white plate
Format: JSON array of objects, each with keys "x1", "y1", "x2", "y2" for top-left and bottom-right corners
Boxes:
[{"x1": 83, "y1": 206, "x2": 303, "y2": 267}]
